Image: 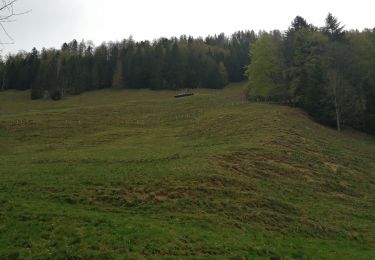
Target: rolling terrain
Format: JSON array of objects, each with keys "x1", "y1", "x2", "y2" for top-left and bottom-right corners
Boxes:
[{"x1": 0, "y1": 83, "x2": 374, "y2": 259}]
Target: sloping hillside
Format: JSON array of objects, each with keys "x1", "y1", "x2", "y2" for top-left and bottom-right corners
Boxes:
[{"x1": 0, "y1": 83, "x2": 374, "y2": 258}]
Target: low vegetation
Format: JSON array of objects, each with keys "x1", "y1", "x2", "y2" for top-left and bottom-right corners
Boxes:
[{"x1": 1, "y1": 83, "x2": 374, "y2": 258}]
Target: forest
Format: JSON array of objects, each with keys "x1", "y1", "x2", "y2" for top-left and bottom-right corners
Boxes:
[
  {"x1": 246, "y1": 14, "x2": 375, "y2": 134},
  {"x1": 0, "y1": 31, "x2": 255, "y2": 96},
  {"x1": 0, "y1": 14, "x2": 374, "y2": 134}
]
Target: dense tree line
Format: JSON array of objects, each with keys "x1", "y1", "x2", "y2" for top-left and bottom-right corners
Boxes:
[
  {"x1": 246, "y1": 14, "x2": 375, "y2": 134},
  {"x1": 1, "y1": 16, "x2": 374, "y2": 134},
  {"x1": 0, "y1": 31, "x2": 256, "y2": 99}
]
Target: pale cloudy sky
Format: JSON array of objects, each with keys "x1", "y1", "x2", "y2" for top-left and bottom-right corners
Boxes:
[{"x1": 1, "y1": 0, "x2": 374, "y2": 54}]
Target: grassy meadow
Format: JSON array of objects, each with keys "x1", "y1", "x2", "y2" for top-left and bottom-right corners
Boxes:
[{"x1": 0, "y1": 82, "x2": 374, "y2": 259}]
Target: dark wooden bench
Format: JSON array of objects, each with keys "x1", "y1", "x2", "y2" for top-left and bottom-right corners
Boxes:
[{"x1": 174, "y1": 93, "x2": 194, "y2": 98}]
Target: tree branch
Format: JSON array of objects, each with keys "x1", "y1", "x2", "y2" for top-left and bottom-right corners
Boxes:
[{"x1": 0, "y1": 0, "x2": 31, "y2": 47}]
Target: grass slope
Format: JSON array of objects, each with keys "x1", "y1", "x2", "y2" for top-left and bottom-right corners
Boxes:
[{"x1": 0, "y1": 83, "x2": 374, "y2": 259}]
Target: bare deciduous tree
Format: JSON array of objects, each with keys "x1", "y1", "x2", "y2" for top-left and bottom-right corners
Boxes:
[{"x1": 0, "y1": 0, "x2": 30, "y2": 45}]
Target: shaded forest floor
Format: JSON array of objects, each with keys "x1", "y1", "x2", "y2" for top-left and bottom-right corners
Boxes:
[{"x1": 0, "y1": 83, "x2": 374, "y2": 259}]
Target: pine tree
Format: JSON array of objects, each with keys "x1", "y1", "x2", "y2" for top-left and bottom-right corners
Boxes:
[{"x1": 323, "y1": 13, "x2": 345, "y2": 41}]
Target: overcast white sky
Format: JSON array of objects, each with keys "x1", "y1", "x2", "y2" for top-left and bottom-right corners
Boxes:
[{"x1": 1, "y1": 0, "x2": 374, "y2": 54}]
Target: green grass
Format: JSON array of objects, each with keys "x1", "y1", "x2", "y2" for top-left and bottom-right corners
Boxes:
[{"x1": 0, "y1": 82, "x2": 374, "y2": 259}]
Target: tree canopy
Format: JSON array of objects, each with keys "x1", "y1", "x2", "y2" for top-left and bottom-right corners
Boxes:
[
  {"x1": 246, "y1": 14, "x2": 375, "y2": 134},
  {"x1": 0, "y1": 31, "x2": 257, "y2": 98}
]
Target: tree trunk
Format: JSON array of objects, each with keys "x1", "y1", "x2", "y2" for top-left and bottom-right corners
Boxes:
[
  {"x1": 331, "y1": 69, "x2": 341, "y2": 132},
  {"x1": 335, "y1": 99, "x2": 341, "y2": 132}
]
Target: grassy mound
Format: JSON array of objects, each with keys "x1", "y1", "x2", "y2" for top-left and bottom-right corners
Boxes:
[{"x1": 0, "y1": 83, "x2": 374, "y2": 258}]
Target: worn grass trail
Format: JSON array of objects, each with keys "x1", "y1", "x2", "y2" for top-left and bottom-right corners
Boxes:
[{"x1": 0, "y1": 83, "x2": 374, "y2": 259}]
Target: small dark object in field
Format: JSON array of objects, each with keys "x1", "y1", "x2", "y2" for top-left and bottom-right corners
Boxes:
[
  {"x1": 175, "y1": 89, "x2": 194, "y2": 98},
  {"x1": 51, "y1": 91, "x2": 62, "y2": 101}
]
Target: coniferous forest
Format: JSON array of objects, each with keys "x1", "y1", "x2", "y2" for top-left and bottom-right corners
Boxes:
[
  {"x1": 1, "y1": 14, "x2": 375, "y2": 134},
  {"x1": 0, "y1": 31, "x2": 255, "y2": 95}
]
